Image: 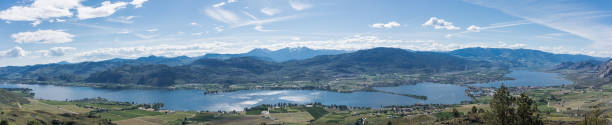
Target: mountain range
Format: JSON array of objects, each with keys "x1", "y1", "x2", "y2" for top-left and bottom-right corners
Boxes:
[
  {"x1": 203, "y1": 47, "x2": 348, "y2": 62},
  {"x1": 0, "y1": 47, "x2": 345, "y2": 81},
  {"x1": 449, "y1": 47, "x2": 607, "y2": 69},
  {"x1": 0, "y1": 47, "x2": 607, "y2": 87},
  {"x1": 85, "y1": 48, "x2": 490, "y2": 86}
]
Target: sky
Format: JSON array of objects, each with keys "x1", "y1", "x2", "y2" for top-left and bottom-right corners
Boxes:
[{"x1": 1, "y1": 0, "x2": 612, "y2": 66}]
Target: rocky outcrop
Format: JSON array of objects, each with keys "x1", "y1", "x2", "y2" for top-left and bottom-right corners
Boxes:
[{"x1": 599, "y1": 59, "x2": 612, "y2": 78}]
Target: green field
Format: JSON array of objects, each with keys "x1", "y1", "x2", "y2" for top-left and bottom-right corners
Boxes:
[{"x1": 97, "y1": 109, "x2": 164, "y2": 121}]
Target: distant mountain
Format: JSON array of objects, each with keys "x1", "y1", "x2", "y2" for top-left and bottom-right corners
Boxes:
[
  {"x1": 450, "y1": 47, "x2": 606, "y2": 69},
  {"x1": 84, "y1": 47, "x2": 492, "y2": 86},
  {"x1": 0, "y1": 55, "x2": 199, "y2": 81},
  {"x1": 283, "y1": 47, "x2": 491, "y2": 74},
  {"x1": 203, "y1": 47, "x2": 348, "y2": 62},
  {"x1": 0, "y1": 47, "x2": 346, "y2": 81}
]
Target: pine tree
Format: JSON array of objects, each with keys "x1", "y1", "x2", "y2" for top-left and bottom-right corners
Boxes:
[
  {"x1": 452, "y1": 108, "x2": 461, "y2": 118},
  {"x1": 577, "y1": 109, "x2": 608, "y2": 125},
  {"x1": 490, "y1": 84, "x2": 515, "y2": 125},
  {"x1": 489, "y1": 84, "x2": 543, "y2": 125},
  {"x1": 516, "y1": 93, "x2": 542, "y2": 125},
  {"x1": 471, "y1": 106, "x2": 478, "y2": 114}
]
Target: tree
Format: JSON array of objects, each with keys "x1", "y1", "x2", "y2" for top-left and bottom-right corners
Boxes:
[
  {"x1": 489, "y1": 84, "x2": 543, "y2": 125},
  {"x1": 471, "y1": 106, "x2": 478, "y2": 114},
  {"x1": 0, "y1": 120, "x2": 8, "y2": 125},
  {"x1": 516, "y1": 93, "x2": 542, "y2": 125},
  {"x1": 452, "y1": 108, "x2": 461, "y2": 118},
  {"x1": 577, "y1": 109, "x2": 608, "y2": 125},
  {"x1": 387, "y1": 121, "x2": 392, "y2": 125},
  {"x1": 490, "y1": 84, "x2": 515, "y2": 125}
]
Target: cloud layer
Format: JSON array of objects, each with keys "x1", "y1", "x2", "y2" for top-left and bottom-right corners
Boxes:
[
  {"x1": 466, "y1": 0, "x2": 612, "y2": 47},
  {"x1": 11, "y1": 30, "x2": 75, "y2": 44},
  {"x1": 39, "y1": 47, "x2": 76, "y2": 57},
  {"x1": 0, "y1": 47, "x2": 26, "y2": 58},
  {"x1": 0, "y1": 0, "x2": 148, "y2": 25}
]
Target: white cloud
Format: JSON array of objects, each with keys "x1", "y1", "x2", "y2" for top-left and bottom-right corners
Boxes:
[
  {"x1": 192, "y1": 32, "x2": 203, "y2": 36},
  {"x1": 253, "y1": 25, "x2": 277, "y2": 32},
  {"x1": 466, "y1": 25, "x2": 481, "y2": 32},
  {"x1": 260, "y1": 7, "x2": 281, "y2": 16},
  {"x1": 232, "y1": 15, "x2": 297, "y2": 28},
  {"x1": 205, "y1": 7, "x2": 241, "y2": 24},
  {"x1": 213, "y1": 0, "x2": 238, "y2": 8},
  {"x1": 466, "y1": 0, "x2": 612, "y2": 48},
  {"x1": 213, "y1": 2, "x2": 226, "y2": 8},
  {"x1": 291, "y1": 37, "x2": 301, "y2": 41},
  {"x1": 77, "y1": 1, "x2": 128, "y2": 20},
  {"x1": 134, "y1": 33, "x2": 157, "y2": 39},
  {"x1": 117, "y1": 29, "x2": 130, "y2": 34},
  {"x1": 422, "y1": 17, "x2": 460, "y2": 30},
  {"x1": 0, "y1": 0, "x2": 140, "y2": 24},
  {"x1": 130, "y1": 0, "x2": 148, "y2": 8},
  {"x1": 446, "y1": 20, "x2": 530, "y2": 38},
  {"x1": 11, "y1": 30, "x2": 75, "y2": 44},
  {"x1": 39, "y1": 47, "x2": 76, "y2": 56},
  {"x1": 106, "y1": 16, "x2": 136, "y2": 24},
  {"x1": 370, "y1": 21, "x2": 401, "y2": 29},
  {"x1": 0, "y1": 47, "x2": 27, "y2": 58},
  {"x1": 69, "y1": 42, "x2": 233, "y2": 62},
  {"x1": 289, "y1": 0, "x2": 312, "y2": 11},
  {"x1": 215, "y1": 26, "x2": 224, "y2": 32},
  {"x1": 146, "y1": 28, "x2": 158, "y2": 32},
  {"x1": 31, "y1": 20, "x2": 41, "y2": 26},
  {"x1": 189, "y1": 22, "x2": 198, "y2": 26},
  {"x1": 0, "y1": 0, "x2": 80, "y2": 22},
  {"x1": 55, "y1": 18, "x2": 66, "y2": 23}
]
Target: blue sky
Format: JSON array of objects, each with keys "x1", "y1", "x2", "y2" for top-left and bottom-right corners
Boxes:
[{"x1": 0, "y1": 0, "x2": 611, "y2": 66}]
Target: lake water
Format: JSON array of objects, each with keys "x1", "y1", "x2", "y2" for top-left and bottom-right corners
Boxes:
[
  {"x1": 0, "y1": 83, "x2": 464, "y2": 111},
  {"x1": 0, "y1": 70, "x2": 571, "y2": 111},
  {"x1": 469, "y1": 70, "x2": 572, "y2": 88}
]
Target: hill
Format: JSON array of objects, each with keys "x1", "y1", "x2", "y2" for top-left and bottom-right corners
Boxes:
[
  {"x1": 0, "y1": 89, "x2": 29, "y2": 108},
  {"x1": 450, "y1": 47, "x2": 605, "y2": 69},
  {"x1": 203, "y1": 47, "x2": 348, "y2": 62},
  {"x1": 0, "y1": 55, "x2": 198, "y2": 82},
  {"x1": 0, "y1": 47, "x2": 346, "y2": 82},
  {"x1": 599, "y1": 59, "x2": 612, "y2": 78},
  {"x1": 85, "y1": 47, "x2": 493, "y2": 86}
]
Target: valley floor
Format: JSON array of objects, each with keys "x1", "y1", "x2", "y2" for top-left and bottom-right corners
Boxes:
[
  {"x1": 3, "y1": 70, "x2": 612, "y2": 124},
  {"x1": 3, "y1": 83, "x2": 612, "y2": 125}
]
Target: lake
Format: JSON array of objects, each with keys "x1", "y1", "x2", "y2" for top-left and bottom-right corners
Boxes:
[
  {"x1": 0, "y1": 83, "x2": 467, "y2": 111},
  {"x1": 0, "y1": 70, "x2": 571, "y2": 111},
  {"x1": 469, "y1": 70, "x2": 572, "y2": 88}
]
